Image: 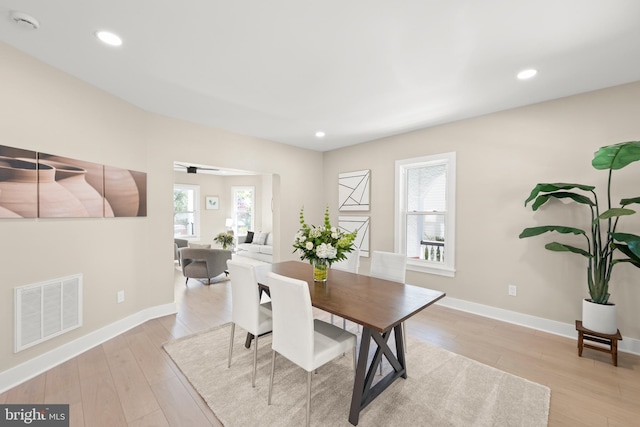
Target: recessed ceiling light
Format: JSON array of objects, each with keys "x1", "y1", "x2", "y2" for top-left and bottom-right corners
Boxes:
[
  {"x1": 315, "y1": 131, "x2": 325, "y2": 138},
  {"x1": 95, "y1": 30, "x2": 122, "y2": 47},
  {"x1": 517, "y1": 69, "x2": 538, "y2": 80}
]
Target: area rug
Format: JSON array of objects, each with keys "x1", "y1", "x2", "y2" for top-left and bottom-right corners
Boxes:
[{"x1": 163, "y1": 323, "x2": 550, "y2": 426}]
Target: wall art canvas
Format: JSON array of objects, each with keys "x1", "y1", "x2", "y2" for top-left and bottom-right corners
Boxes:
[
  {"x1": 205, "y1": 196, "x2": 219, "y2": 210},
  {"x1": 0, "y1": 145, "x2": 38, "y2": 218},
  {"x1": 339, "y1": 216, "x2": 370, "y2": 257},
  {"x1": 38, "y1": 153, "x2": 107, "y2": 218},
  {"x1": 0, "y1": 144, "x2": 147, "y2": 218},
  {"x1": 339, "y1": 169, "x2": 370, "y2": 211},
  {"x1": 104, "y1": 165, "x2": 147, "y2": 217}
]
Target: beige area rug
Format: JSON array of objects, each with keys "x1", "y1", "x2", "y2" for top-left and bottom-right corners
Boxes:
[{"x1": 163, "y1": 323, "x2": 550, "y2": 427}]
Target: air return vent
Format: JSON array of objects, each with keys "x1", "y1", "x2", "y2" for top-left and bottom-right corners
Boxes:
[{"x1": 14, "y1": 274, "x2": 83, "y2": 352}]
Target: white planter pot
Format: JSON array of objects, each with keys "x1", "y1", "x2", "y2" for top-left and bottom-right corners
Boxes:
[{"x1": 582, "y1": 299, "x2": 617, "y2": 335}]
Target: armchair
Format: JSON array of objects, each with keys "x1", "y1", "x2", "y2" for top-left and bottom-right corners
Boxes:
[
  {"x1": 179, "y1": 248, "x2": 232, "y2": 285},
  {"x1": 174, "y1": 238, "x2": 188, "y2": 265}
]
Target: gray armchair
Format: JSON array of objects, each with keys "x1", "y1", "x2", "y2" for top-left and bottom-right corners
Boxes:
[
  {"x1": 174, "y1": 238, "x2": 189, "y2": 265},
  {"x1": 179, "y1": 248, "x2": 232, "y2": 285}
]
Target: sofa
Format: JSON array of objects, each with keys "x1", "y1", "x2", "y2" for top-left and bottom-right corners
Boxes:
[
  {"x1": 236, "y1": 231, "x2": 273, "y2": 263},
  {"x1": 179, "y1": 248, "x2": 232, "y2": 285}
]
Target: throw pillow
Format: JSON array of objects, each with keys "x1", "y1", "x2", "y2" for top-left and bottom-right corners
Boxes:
[
  {"x1": 245, "y1": 231, "x2": 254, "y2": 243},
  {"x1": 188, "y1": 242, "x2": 211, "y2": 249},
  {"x1": 252, "y1": 232, "x2": 268, "y2": 245}
]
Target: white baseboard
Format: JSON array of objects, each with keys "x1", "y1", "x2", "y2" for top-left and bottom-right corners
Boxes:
[
  {"x1": 436, "y1": 297, "x2": 640, "y2": 356},
  {"x1": 0, "y1": 302, "x2": 177, "y2": 394}
]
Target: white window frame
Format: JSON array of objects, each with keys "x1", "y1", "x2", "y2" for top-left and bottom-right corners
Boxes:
[
  {"x1": 395, "y1": 152, "x2": 456, "y2": 277},
  {"x1": 231, "y1": 186, "x2": 255, "y2": 235},
  {"x1": 173, "y1": 184, "x2": 200, "y2": 238}
]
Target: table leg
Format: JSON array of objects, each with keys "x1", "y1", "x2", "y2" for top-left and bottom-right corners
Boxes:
[
  {"x1": 349, "y1": 328, "x2": 372, "y2": 425},
  {"x1": 394, "y1": 323, "x2": 407, "y2": 379},
  {"x1": 348, "y1": 325, "x2": 407, "y2": 426},
  {"x1": 244, "y1": 333, "x2": 254, "y2": 349}
]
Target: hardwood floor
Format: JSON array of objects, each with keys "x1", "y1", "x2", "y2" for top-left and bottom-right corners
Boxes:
[{"x1": 2, "y1": 264, "x2": 639, "y2": 426}]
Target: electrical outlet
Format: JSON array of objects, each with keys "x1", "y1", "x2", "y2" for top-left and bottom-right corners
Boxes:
[
  {"x1": 117, "y1": 290, "x2": 125, "y2": 303},
  {"x1": 508, "y1": 285, "x2": 517, "y2": 297}
]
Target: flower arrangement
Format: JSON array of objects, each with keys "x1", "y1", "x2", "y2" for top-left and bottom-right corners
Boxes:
[
  {"x1": 293, "y1": 206, "x2": 357, "y2": 279},
  {"x1": 214, "y1": 231, "x2": 235, "y2": 250}
]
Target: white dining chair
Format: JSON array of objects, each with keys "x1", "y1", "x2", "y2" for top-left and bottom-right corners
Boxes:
[
  {"x1": 370, "y1": 250, "x2": 408, "y2": 371},
  {"x1": 370, "y1": 250, "x2": 406, "y2": 283},
  {"x1": 226, "y1": 260, "x2": 273, "y2": 387},
  {"x1": 267, "y1": 272, "x2": 357, "y2": 427},
  {"x1": 330, "y1": 248, "x2": 360, "y2": 330}
]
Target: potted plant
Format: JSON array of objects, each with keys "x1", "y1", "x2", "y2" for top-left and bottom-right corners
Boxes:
[
  {"x1": 214, "y1": 231, "x2": 235, "y2": 250},
  {"x1": 519, "y1": 140, "x2": 640, "y2": 334}
]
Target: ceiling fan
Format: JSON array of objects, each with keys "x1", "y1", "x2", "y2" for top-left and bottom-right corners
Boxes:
[{"x1": 175, "y1": 163, "x2": 219, "y2": 174}]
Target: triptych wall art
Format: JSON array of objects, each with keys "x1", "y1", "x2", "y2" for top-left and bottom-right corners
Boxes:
[
  {"x1": 0, "y1": 144, "x2": 147, "y2": 219},
  {"x1": 338, "y1": 169, "x2": 370, "y2": 257}
]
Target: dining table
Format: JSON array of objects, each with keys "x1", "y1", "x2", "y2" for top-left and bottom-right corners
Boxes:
[{"x1": 254, "y1": 260, "x2": 446, "y2": 425}]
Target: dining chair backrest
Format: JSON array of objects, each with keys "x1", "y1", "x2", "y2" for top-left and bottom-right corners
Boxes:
[
  {"x1": 267, "y1": 272, "x2": 315, "y2": 371},
  {"x1": 227, "y1": 260, "x2": 262, "y2": 333},
  {"x1": 332, "y1": 247, "x2": 360, "y2": 274},
  {"x1": 370, "y1": 250, "x2": 407, "y2": 283}
]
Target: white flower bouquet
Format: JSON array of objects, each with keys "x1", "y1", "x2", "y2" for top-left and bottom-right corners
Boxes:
[{"x1": 292, "y1": 206, "x2": 357, "y2": 268}]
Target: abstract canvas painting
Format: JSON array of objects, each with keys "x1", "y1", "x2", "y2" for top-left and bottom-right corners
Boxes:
[
  {"x1": 339, "y1": 169, "x2": 370, "y2": 211},
  {"x1": 339, "y1": 216, "x2": 370, "y2": 257}
]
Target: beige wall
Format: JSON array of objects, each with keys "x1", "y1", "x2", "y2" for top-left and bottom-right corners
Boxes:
[
  {"x1": 324, "y1": 81, "x2": 640, "y2": 339},
  {"x1": 0, "y1": 42, "x2": 323, "y2": 374}
]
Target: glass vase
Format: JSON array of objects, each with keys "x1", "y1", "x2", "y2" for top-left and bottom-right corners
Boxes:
[{"x1": 312, "y1": 259, "x2": 328, "y2": 282}]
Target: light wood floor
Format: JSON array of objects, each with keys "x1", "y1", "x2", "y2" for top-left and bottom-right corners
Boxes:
[{"x1": 2, "y1": 265, "x2": 639, "y2": 426}]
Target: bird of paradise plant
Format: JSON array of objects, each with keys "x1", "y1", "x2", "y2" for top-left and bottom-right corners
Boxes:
[{"x1": 519, "y1": 141, "x2": 640, "y2": 304}]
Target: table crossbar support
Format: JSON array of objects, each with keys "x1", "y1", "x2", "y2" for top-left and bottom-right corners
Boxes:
[{"x1": 349, "y1": 324, "x2": 407, "y2": 425}]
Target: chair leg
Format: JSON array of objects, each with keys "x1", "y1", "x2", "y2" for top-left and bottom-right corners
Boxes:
[
  {"x1": 306, "y1": 371, "x2": 312, "y2": 427},
  {"x1": 252, "y1": 335, "x2": 258, "y2": 387},
  {"x1": 227, "y1": 323, "x2": 235, "y2": 368},
  {"x1": 343, "y1": 318, "x2": 346, "y2": 330},
  {"x1": 268, "y1": 351, "x2": 276, "y2": 405},
  {"x1": 330, "y1": 314, "x2": 334, "y2": 325},
  {"x1": 185, "y1": 277, "x2": 189, "y2": 286}
]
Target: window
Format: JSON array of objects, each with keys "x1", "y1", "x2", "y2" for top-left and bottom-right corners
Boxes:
[
  {"x1": 174, "y1": 184, "x2": 200, "y2": 238},
  {"x1": 232, "y1": 186, "x2": 255, "y2": 236},
  {"x1": 395, "y1": 152, "x2": 456, "y2": 277}
]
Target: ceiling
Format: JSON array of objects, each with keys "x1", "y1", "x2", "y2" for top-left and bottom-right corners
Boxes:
[{"x1": 1, "y1": 1, "x2": 640, "y2": 152}]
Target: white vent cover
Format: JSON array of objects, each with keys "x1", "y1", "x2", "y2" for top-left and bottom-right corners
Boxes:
[{"x1": 15, "y1": 274, "x2": 83, "y2": 352}]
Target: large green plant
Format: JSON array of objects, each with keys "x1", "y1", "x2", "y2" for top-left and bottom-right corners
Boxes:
[{"x1": 519, "y1": 141, "x2": 640, "y2": 304}]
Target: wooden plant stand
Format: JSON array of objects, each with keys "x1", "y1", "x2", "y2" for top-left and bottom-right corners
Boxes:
[{"x1": 575, "y1": 320, "x2": 622, "y2": 366}]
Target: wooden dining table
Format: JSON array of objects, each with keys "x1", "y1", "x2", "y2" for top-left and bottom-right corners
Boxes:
[{"x1": 254, "y1": 260, "x2": 445, "y2": 426}]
